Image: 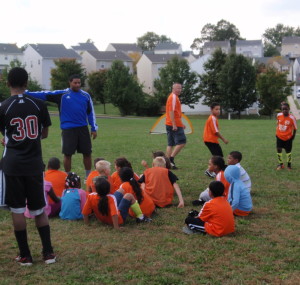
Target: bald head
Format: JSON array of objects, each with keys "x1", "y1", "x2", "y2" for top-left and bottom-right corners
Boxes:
[{"x1": 172, "y1": 83, "x2": 182, "y2": 96}]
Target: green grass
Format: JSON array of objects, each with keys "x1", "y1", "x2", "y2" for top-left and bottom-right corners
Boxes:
[{"x1": 0, "y1": 115, "x2": 300, "y2": 284}]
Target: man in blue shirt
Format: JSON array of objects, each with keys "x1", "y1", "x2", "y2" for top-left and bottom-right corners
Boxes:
[{"x1": 26, "y1": 75, "x2": 98, "y2": 178}]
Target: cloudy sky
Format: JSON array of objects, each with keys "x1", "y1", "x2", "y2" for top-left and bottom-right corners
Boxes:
[{"x1": 2, "y1": 0, "x2": 300, "y2": 51}]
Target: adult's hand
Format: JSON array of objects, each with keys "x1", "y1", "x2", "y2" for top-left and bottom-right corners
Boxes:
[{"x1": 91, "y1": 131, "x2": 97, "y2": 140}]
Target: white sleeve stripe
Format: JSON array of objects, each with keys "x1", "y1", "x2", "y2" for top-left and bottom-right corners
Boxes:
[
  {"x1": 212, "y1": 116, "x2": 219, "y2": 132},
  {"x1": 171, "y1": 94, "x2": 176, "y2": 111}
]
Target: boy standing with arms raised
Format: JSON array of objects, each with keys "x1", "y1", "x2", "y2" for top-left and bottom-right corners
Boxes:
[{"x1": 0, "y1": 67, "x2": 55, "y2": 265}]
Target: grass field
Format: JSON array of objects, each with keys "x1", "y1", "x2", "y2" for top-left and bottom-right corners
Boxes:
[{"x1": 0, "y1": 114, "x2": 299, "y2": 285}]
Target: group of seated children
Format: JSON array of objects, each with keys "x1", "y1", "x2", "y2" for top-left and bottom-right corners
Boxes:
[{"x1": 184, "y1": 151, "x2": 252, "y2": 237}]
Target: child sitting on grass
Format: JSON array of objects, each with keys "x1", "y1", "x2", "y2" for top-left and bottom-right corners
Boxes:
[
  {"x1": 119, "y1": 167, "x2": 155, "y2": 219},
  {"x1": 227, "y1": 151, "x2": 251, "y2": 192},
  {"x1": 193, "y1": 156, "x2": 230, "y2": 205},
  {"x1": 139, "y1": 157, "x2": 184, "y2": 208},
  {"x1": 141, "y1": 150, "x2": 171, "y2": 170},
  {"x1": 93, "y1": 160, "x2": 115, "y2": 194},
  {"x1": 224, "y1": 165, "x2": 252, "y2": 216},
  {"x1": 183, "y1": 181, "x2": 235, "y2": 236},
  {"x1": 86, "y1": 157, "x2": 104, "y2": 193},
  {"x1": 82, "y1": 177, "x2": 151, "y2": 228},
  {"x1": 59, "y1": 173, "x2": 87, "y2": 220}
]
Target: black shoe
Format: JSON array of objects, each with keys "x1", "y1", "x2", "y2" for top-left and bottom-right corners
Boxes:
[
  {"x1": 170, "y1": 162, "x2": 178, "y2": 170},
  {"x1": 192, "y1": 199, "x2": 205, "y2": 206},
  {"x1": 136, "y1": 216, "x2": 152, "y2": 224},
  {"x1": 204, "y1": 169, "x2": 216, "y2": 178}
]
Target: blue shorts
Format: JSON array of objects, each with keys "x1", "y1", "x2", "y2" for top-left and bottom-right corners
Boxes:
[
  {"x1": 114, "y1": 191, "x2": 131, "y2": 222},
  {"x1": 166, "y1": 125, "x2": 187, "y2": 146}
]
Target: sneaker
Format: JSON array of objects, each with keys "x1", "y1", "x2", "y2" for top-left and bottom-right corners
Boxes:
[
  {"x1": 204, "y1": 169, "x2": 216, "y2": 178},
  {"x1": 182, "y1": 226, "x2": 202, "y2": 235},
  {"x1": 43, "y1": 253, "x2": 56, "y2": 264},
  {"x1": 192, "y1": 199, "x2": 205, "y2": 206},
  {"x1": 287, "y1": 163, "x2": 292, "y2": 170},
  {"x1": 16, "y1": 255, "x2": 33, "y2": 266},
  {"x1": 276, "y1": 164, "x2": 284, "y2": 170},
  {"x1": 136, "y1": 216, "x2": 152, "y2": 224},
  {"x1": 170, "y1": 162, "x2": 178, "y2": 170}
]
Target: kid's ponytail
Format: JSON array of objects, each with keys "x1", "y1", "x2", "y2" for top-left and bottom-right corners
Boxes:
[
  {"x1": 94, "y1": 177, "x2": 110, "y2": 216},
  {"x1": 119, "y1": 167, "x2": 143, "y2": 204}
]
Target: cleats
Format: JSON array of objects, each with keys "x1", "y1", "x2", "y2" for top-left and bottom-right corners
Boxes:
[
  {"x1": 276, "y1": 164, "x2": 284, "y2": 170},
  {"x1": 43, "y1": 253, "x2": 56, "y2": 264},
  {"x1": 15, "y1": 255, "x2": 33, "y2": 266},
  {"x1": 136, "y1": 216, "x2": 152, "y2": 224},
  {"x1": 204, "y1": 169, "x2": 216, "y2": 178}
]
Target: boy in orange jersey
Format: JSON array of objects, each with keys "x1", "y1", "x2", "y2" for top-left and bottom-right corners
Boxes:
[
  {"x1": 276, "y1": 103, "x2": 297, "y2": 170},
  {"x1": 85, "y1": 157, "x2": 104, "y2": 192},
  {"x1": 139, "y1": 157, "x2": 184, "y2": 208},
  {"x1": 93, "y1": 160, "x2": 114, "y2": 194},
  {"x1": 165, "y1": 83, "x2": 186, "y2": 169},
  {"x1": 203, "y1": 102, "x2": 228, "y2": 177},
  {"x1": 183, "y1": 181, "x2": 235, "y2": 237}
]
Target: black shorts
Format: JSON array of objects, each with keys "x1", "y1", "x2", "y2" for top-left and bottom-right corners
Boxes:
[
  {"x1": 276, "y1": 136, "x2": 293, "y2": 153},
  {"x1": 5, "y1": 174, "x2": 45, "y2": 211},
  {"x1": 166, "y1": 125, "x2": 187, "y2": 146},
  {"x1": 204, "y1": 142, "x2": 223, "y2": 157},
  {"x1": 185, "y1": 216, "x2": 206, "y2": 233},
  {"x1": 62, "y1": 126, "x2": 92, "y2": 155}
]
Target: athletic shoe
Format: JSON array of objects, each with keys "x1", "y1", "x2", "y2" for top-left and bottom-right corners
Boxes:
[
  {"x1": 43, "y1": 253, "x2": 56, "y2": 264},
  {"x1": 136, "y1": 216, "x2": 152, "y2": 224},
  {"x1": 16, "y1": 255, "x2": 33, "y2": 266},
  {"x1": 287, "y1": 163, "x2": 292, "y2": 170},
  {"x1": 170, "y1": 162, "x2": 178, "y2": 170},
  {"x1": 204, "y1": 169, "x2": 216, "y2": 178},
  {"x1": 182, "y1": 226, "x2": 202, "y2": 235},
  {"x1": 192, "y1": 199, "x2": 205, "y2": 206},
  {"x1": 276, "y1": 164, "x2": 284, "y2": 170}
]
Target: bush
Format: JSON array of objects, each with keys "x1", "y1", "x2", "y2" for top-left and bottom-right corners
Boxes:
[{"x1": 136, "y1": 95, "x2": 161, "y2": 116}]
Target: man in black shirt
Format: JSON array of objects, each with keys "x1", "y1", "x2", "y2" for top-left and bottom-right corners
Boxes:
[{"x1": 0, "y1": 67, "x2": 55, "y2": 265}]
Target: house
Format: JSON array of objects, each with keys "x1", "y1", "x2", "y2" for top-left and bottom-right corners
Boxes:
[
  {"x1": 202, "y1": 41, "x2": 231, "y2": 55},
  {"x1": 236, "y1": 40, "x2": 263, "y2": 58},
  {"x1": 182, "y1": 51, "x2": 198, "y2": 63},
  {"x1": 23, "y1": 44, "x2": 81, "y2": 90},
  {"x1": 253, "y1": 56, "x2": 289, "y2": 73},
  {"x1": 281, "y1": 36, "x2": 300, "y2": 57},
  {"x1": 154, "y1": 42, "x2": 182, "y2": 54},
  {"x1": 81, "y1": 50, "x2": 133, "y2": 74},
  {"x1": 71, "y1": 42, "x2": 99, "y2": 55},
  {"x1": 136, "y1": 53, "x2": 183, "y2": 94},
  {"x1": 106, "y1": 43, "x2": 142, "y2": 55},
  {"x1": 0, "y1": 43, "x2": 23, "y2": 75}
]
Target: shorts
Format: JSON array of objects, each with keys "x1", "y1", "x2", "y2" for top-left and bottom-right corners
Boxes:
[
  {"x1": 166, "y1": 125, "x2": 187, "y2": 146},
  {"x1": 114, "y1": 191, "x2": 131, "y2": 222},
  {"x1": 276, "y1": 136, "x2": 293, "y2": 153},
  {"x1": 204, "y1": 142, "x2": 223, "y2": 157},
  {"x1": 62, "y1": 126, "x2": 92, "y2": 155},
  {"x1": 5, "y1": 174, "x2": 46, "y2": 213}
]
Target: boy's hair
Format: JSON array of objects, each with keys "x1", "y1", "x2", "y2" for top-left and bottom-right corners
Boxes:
[
  {"x1": 209, "y1": 181, "x2": 224, "y2": 197},
  {"x1": 152, "y1": 151, "x2": 171, "y2": 169},
  {"x1": 8, "y1": 67, "x2": 28, "y2": 88},
  {"x1": 69, "y1": 74, "x2": 81, "y2": 82},
  {"x1": 95, "y1": 160, "x2": 111, "y2": 174},
  {"x1": 210, "y1": 102, "x2": 220, "y2": 110},
  {"x1": 153, "y1": 156, "x2": 166, "y2": 167},
  {"x1": 95, "y1": 177, "x2": 110, "y2": 216},
  {"x1": 211, "y1": 156, "x2": 226, "y2": 171},
  {"x1": 229, "y1": 151, "x2": 242, "y2": 162},
  {"x1": 94, "y1": 157, "x2": 105, "y2": 168},
  {"x1": 114, "y1": 157, "x2": 132, "y2": 169},
  {"x1": 47, "y1": 157, "x2": 60, "y2": 170},
  {"x1": 65, "y1": 172, "x2": 81, "y2": 188},
  {"x1": 281, "y1": 103, "x2": 290, "y2": 109},
  {"x1": 119, "y1": 167, "x2": 143, "y2": 204}
]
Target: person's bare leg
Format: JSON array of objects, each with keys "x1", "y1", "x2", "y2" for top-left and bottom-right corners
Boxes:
[
  {"x1": 83, "y1": 153, "x2": 92, "y2": 177},
  {"x1": 64, "y1": 155, "x2": 72, "y2": 172},
  {"x1": 166, "y1": 146, "x2": 173, "y2": 158},
  {"x1": 171, "y1": 144, "x2": 185, "y2": 158}
]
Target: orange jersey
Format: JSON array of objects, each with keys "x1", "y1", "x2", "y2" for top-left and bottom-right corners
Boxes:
[
  {"x1": 216, "y1": 170, "x2": 230, "y2": 199},
  {"x1": 82, "y1": 192, "x2": 123, "y2": 225},
  {"x1": 89, "y1": 175, "x2": 114, "y2": 194},
  {"x1": 120, "y1": 182, "x2": 155, "y2": 217},
  {"x1": 203, "y1": 115, "x2": 219, "y2": 143},
  {"x1": 143, "y1": 167, "x2": 174, "y2": 207},
  {"x1": 276, "y1": 113, "x2": 297, "y2": 141},
  {"x1": 165, "y1": 93, "x2": 184, "y2": 127},
  {"x1": 85, "y1": 170, "x2": 99, "y2": 192},
  {"x1": 44, "y1": 169, "x2": 67, "y2": 203},
  {"x1": 199, "y1": 196, "x2": 235, "y2": 237},
  {"x1": 111, "y1": 171, "x2": 140, "y2": 192}
]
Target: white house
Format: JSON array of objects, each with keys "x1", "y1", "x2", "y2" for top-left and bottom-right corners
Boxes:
[
  {"x1": 236, "y1": 40, "x2": 263, "y2": 58},
  {"x1": 202, "y1": 41, "x2": 231, "y2": 55},
  {"x1": 281, "y1": 36, "x2": 300, "y2": 58},
  {"x1": 71, "y1": 42, "x2": 99, "y2": 55},
  {"x1": 81, "y1": 50, "x2": 133, "y2": 74},
  {"x1": 106, "y1": 43, "x2": 142, "y2": 55},
  {"x1": 23, "y1": 44, "x2": 81, "y2": 90},
  {"x1": 0, "y1": 43, "x2": 23, "y2": 74},
  {"x1": 136, "y1": 53, "x2": 182, "y2": 94},
  {"x1": 154, "y1": 42, "x2": 182, "y2": 54}
]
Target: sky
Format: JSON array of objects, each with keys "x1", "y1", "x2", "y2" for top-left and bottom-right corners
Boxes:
[{"x1": 2, "y1": 0, "x2": 300, "y2": 51}]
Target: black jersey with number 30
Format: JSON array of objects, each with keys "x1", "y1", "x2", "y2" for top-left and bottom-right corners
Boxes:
[{"x1": 0, "y1": 94, "x2": 51, "y2": 176}]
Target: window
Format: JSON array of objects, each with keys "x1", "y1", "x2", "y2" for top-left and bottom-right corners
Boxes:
[
  {"x1": 4, "y1": 56, "x2": 8, "y2": 60},
  {"x1": 38, "y1": 60, "x2": 40, "y2": 65}
]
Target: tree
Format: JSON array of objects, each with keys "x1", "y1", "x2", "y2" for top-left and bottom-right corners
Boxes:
[
  {"x1": 199, "y1": 48, "x2": 228, "y2": 107},
  {"x1": 105, "y1": 60, "x2": 144, "y2": 116},
  {"x1": 154, "y1": 56, "x2": 201, "y2": 107},
  {"x1": 191, "y1": 19, "x2": 243, "y2": 51},
  {"x1": 218, "y1": 54, "x2": 257, "y2": 117},
  {"x1": 87, "y1": 70, "x2": 108, "y2": 113},
  {"x1": 51, "y1": 59, "x2": 86, "y2": 90},
  {"x1": 0, "y1": 59, "x2": 42, "y2": 101},
  {"x1": 137, "y1": 32, "x2": 174, "y2": 51},
  {"x1": 263, "y1": 23, "x2": 300, "y2": 56},
  {"x1": 256, "y1": 68, "x2": 292, "y2": 117}
]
